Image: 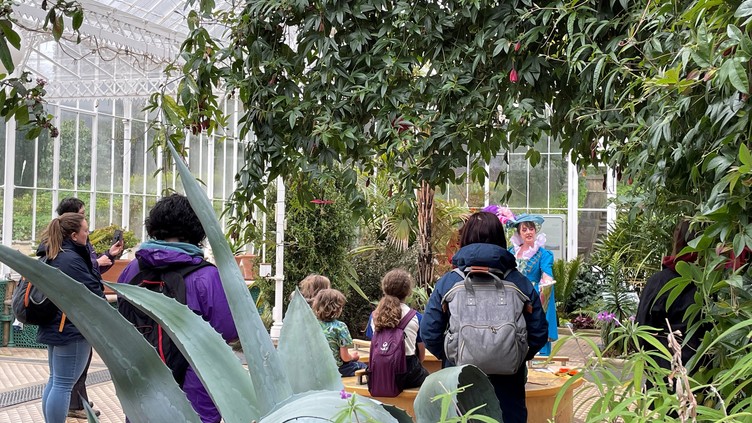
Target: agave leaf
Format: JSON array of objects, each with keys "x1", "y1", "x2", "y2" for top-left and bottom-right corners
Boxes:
[
  {"x1": 414, "y1": 365, "x2": 503, "y2": 422},
  {"x1": 381, "y1": 404, "x2": 415, "y2": 423},
  {"x1": 167, "y1": 142, "x2": 293, "y2": 413},
  {"x1": 0, "y1": 246, "x2": 200, "y2": 423},
  {"x1": 278, "y1": 290, "x2": 343, "y2": 393},
  {"x1": 259, "y1": 390, "x2": 401, "y2": 422},
  {"x1": 108, "y1": 282, "x2": 259, "y2": 422}
]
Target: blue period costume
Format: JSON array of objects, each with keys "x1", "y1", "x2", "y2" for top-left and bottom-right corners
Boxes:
[{"x1": 510, "y1": 240, "x2": 557, "y2": 356}]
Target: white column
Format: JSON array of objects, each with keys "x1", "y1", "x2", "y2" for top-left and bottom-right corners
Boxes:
[
  {"x1": 566, "y1": 157, "x2": 579, "y2": 261},
  {"x1": 2, "y1": 118, "x2": 17, "y2": 277},
  {"x1": 51, "y1": 111, "x2": 62, "y2": 218},
  {"x1": 606, "y1": 166, "x2": 617, "y2": 232},
  {"x1": 269, "y1": 175, "x2": 286, "y2": 340},
  {"x1": 122, "y1": 100, "x2": 132, "y2": 229}
]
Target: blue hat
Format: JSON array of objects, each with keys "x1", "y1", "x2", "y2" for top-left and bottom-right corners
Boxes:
[{"x1": 509, "y1": 213, "x2": 544, "y2": 228}]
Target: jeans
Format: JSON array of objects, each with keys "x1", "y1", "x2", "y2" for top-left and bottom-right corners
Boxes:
[
  {"x1": 338, "y1": 359, "x2": 367, "y2": 377},
  {"x1": 42, "y1": 340, "x2": 91, "y2": 423},
  {"x1": 69, "y1": 349, "x2": 92, "y2": 410}
]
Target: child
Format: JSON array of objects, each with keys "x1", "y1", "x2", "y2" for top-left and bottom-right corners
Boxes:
[
  {"x1": 369, "y1": 269, "x2": 429, "y2": 390},
  {"x1": 298, "y1": 274, "x2": 331, "y2": 305},
  {"x1": 313, "y1": 289, "x2": 367, "y2": 377}
]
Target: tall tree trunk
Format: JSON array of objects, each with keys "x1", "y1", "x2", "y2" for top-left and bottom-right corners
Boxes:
[{"x1": 417, "y1": 180, "x2": 435, "y2": 288}]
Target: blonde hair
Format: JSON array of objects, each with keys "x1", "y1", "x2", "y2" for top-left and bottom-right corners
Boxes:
[
  {"x1": 373, "y1": 269, "x2": 413, "y2": 331},
  {"x1": 40, "y1": 213, "x2": 85, "y2": 260},
  {"x1": 299, "y1": 274, "x2": 331, "y2": 305},
  {"x1": 312, "y1": 289, "x2": 345, "y2": 321}
]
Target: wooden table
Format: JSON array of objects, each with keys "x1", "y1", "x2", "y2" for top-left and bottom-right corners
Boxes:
[{"x1": 347, "y1": 340, "x2": 583, "y2": 422}]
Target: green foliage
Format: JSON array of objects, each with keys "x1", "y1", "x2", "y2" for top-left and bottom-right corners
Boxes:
[
  {"x1": 280, "y1": 177, "x2": 360, "y2": 312},
  {"x1": 89, "y1": 225, "x2": 138, "y2": 254},
  {"x1": 552, "y1": 256, "x2": 582, "y2": 316},
  {"x1": 1, "y1": 1, "x2": 84, "y2": 138},
  {"x1": 567, "y1": 264, "x2": 603, "y2": 314},
  {"x1": 347, "y1": 241, "x2": 420, "y2": 336}
]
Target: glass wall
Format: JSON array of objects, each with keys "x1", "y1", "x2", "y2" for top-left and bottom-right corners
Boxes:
[{"x1": 5, "y1": 97, "x2": 245, "y2": 245}]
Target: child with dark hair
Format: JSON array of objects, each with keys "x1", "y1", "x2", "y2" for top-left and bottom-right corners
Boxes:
[
  {"x1": 313, "y1": 289, "x2": 367, "y2": 377},
  {"x1": 368, "y1": 269, "x2": 428, "y2": 390},
  {"x1": 117, "y1": 194, "x2": 237, "y2": 423}
]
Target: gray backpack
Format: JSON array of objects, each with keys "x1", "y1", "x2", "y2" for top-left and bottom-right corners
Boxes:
[{"x1": 442, "y1": 266, "x2": 530, "y2": 375}]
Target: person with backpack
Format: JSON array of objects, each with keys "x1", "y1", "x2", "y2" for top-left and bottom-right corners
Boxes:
[
  {"x1": 36, "y1": 213, "x2": 106, "y2": 423},
  {"x1": 117, "y1": 194, "x2": 238, "y2": 423},
  {"x1": 366, "y1": 269, "x2": 428, "y2": 397},
  {"x1": 312, "y1": 289, "x2": 367, "y2": 376},
  {"x1": 53, "y1": 197, "x2": 123, "y2": 418},
  {"x1": 420, "y1": 211, "x2": 548, "y2": 423}
]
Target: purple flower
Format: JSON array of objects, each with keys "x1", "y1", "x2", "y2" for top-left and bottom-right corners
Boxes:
[
  {"x1": 340, "y1": 389, "x2": 352, "y2": 399},
  {"x1": 629, "y1": 315, "x2": 635, "y2": 322}
]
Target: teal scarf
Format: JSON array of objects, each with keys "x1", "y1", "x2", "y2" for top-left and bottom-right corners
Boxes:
[{"x1": 139, "y1": 240, "x2": 204, "y2": 257}]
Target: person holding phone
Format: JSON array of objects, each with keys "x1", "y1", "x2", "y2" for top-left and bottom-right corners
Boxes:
[{"x1": 49, "y1": 197, "x2": 124, "y2": 418}]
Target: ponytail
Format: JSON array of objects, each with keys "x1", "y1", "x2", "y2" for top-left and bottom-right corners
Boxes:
[
  {"x1": 39, "y1": 213, "x2": 85, "y2": 260},
  {"x1": 373, "y1": 269, "x2": 414, "y2": 331}
]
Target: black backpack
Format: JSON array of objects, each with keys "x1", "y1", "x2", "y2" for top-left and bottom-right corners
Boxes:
[
  {"x1": 117, "y1": 257, "x2": 214, "y2": 386},
  {"x1": 12, "y1": 257, "x2": 60, "y2": 326}
]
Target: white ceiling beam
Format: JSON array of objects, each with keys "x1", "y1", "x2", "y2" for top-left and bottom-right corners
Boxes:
[{"x1": 14, "y1": 2, "x2": 183, "y2": 62}]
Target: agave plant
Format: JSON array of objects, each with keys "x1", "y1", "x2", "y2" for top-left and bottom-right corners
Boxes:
[{"x1": 0, "y1": 143, "x2": 503, "y2": 423}]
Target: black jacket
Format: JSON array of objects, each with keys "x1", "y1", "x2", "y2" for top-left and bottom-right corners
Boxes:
[
  {"x1": 636, "y1": 257, "x2": 703, "y2": 369},
  {"x1": 36, "y1": 238, "x2": 105, "y2": 346}
]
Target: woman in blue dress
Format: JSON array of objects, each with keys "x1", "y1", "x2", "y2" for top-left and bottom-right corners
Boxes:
[
  {"x1": 483, "y1": 205, "x2": 558, "y2": 356},
  {"x1": 508, "y1": 214, "x2": 557, "y2": 355}
]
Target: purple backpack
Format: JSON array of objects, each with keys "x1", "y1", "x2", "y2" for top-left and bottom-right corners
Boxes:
[{"x1": 367, "y1": 309, "x2": 417, "y2": 397}]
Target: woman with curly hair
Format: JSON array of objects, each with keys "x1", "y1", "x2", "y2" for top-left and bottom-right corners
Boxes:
[
  {"x1": 313, "y1": 289, "x2": 366, "y2": 376},
  {"x1": 117, "y1": 194, "x2": 237, "y2": 423},
  {"x1": 369, "y1": 269, "x2": 428, "y2": 390}
]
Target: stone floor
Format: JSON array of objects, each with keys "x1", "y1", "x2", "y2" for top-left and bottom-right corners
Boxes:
[{"x1": 0, "y1": 334, "x2": 601, "y2": 422}]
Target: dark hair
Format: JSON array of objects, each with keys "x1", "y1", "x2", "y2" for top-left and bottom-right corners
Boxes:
[
  {"x1": 516, "y1": 221, "x2": 536, "y2": 233},
  {"x1": 145, "y1": 194, "x2": 206, "y2": 245},
  {"x1": 56, "y1": 197, "x2": 85, "y2": 215},
  {"x1": 40, "y1": 213, "x2": 86, "y2": 260},
  {"x1": 312, "y1": 289, "x2": 346, "y2": 321},
  {"x1": 671, "y1": 220, "x2": 696, "y2": 256},
  {"x1": 459, "y1": 212, "x2": 507, "y2": 248},
  {"x1": 374, "y1": 269, "x2": 413, "y2": 331}
]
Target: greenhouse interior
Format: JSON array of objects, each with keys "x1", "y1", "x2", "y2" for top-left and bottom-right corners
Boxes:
[{"x1": 0, "y1": 1, "x2": 750, "y2": 423}]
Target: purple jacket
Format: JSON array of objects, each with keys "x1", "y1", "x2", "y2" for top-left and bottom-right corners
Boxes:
[{"x1": 118, "y1": 246, "x2": 238, "y2": 423}]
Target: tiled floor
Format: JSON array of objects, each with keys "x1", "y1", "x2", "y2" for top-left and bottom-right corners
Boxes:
[{"x1": 0, "y1": 334, "x2": 600, "y2": 422}]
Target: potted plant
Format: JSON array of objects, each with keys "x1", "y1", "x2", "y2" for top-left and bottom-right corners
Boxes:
[{"x1": 89, "y1": 225, "x2": 138, "y2": 283}]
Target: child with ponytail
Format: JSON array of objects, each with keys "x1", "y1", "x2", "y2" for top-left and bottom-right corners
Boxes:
[{"x1": 368, "y1": 269, "x2": 428, "y2": 390}]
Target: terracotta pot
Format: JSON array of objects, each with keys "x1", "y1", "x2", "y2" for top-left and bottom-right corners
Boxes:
[
  {"x1": 102, "y1": 259, "x2": 132, "y2": 297},
  {"x1": 234, "y1": 254, "x2": 258, "y2": 280}
]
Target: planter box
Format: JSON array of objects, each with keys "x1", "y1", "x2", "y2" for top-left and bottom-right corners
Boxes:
[{"x1": 234, "y1": 254, "x2": 258, "y2": 280}]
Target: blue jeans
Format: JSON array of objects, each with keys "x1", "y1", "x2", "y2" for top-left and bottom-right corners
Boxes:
[
  {"x1": 338, "y1": 359, "x2": 367, "y2": 377},
  {"x1": 42, "y1": 340, "x2": 91, "y2": 423}
]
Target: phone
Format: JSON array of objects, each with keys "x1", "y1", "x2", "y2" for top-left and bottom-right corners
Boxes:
[{"x1": 113, "y1": 229, "x2": 123, "y2": 244}]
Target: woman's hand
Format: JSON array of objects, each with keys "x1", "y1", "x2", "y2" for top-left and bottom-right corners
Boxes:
[
  {"x1": 97, "y1": 255, "x2": 113, "y2": 267},
  {"x1": 109, "y1": 240, "x2": 124, "y2": 257}
]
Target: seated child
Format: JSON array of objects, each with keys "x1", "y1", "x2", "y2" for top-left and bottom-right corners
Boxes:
[
  {"x1": 367, "y1": 269, "x2": 429, "y2": 390},
  {"x1": 313, "y1": 289, "x2": 367, "y2": 377},
  {"x1": 297, "y1": 274, "x2": 331, "y2": 306}
]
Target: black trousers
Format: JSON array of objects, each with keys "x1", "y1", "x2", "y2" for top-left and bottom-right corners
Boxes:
[
  {"x1": 69, "y1": 348, "x2": 92, "y2": 410},
  {"x1": 396, "y1": 355, "x2": 429, "y2": 390},
  {"x1": 488, "y1": 366, "x2": 527, "y2": 423}
]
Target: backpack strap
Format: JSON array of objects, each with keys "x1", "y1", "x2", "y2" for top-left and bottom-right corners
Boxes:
[
  {"x1": 397, "y1": 309, "x2": 417, "y2": 331},
  {"x1": 126, "y1": 258, "x2": 214, "y2": 304}
]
